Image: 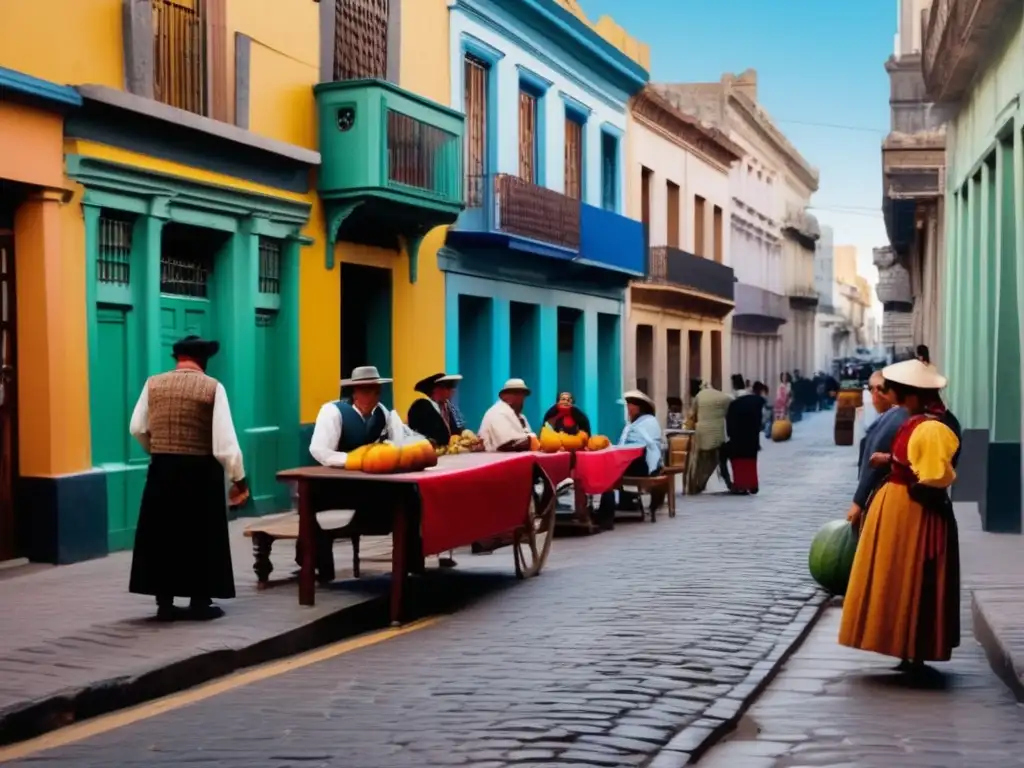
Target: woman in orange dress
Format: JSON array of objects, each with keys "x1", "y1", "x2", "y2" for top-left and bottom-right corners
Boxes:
[{"x1": 839, "y1": 359, "x2": 961, "y2": 670}]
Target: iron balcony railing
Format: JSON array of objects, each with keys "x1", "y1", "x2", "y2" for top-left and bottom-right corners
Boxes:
[
  {"x1": 466, "y1": 173, "x2": 581, "y2": 252},
  {"x1": 386, "y1": 109, "x2": 461, "y2": 200},
  {"x1": 646, "y1": 245, "x2": 735, "y2": 301}
]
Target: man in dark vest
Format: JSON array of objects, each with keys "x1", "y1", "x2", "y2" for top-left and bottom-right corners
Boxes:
[
  {"x1": 129, "y1": 335, "x2": 248, "y2": 621},
  {"x1": 308, "y1": 365, "x2": 423, "y2": 579}
]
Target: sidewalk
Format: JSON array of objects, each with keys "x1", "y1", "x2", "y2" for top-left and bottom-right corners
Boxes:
[
  {"x1": 957, "y1": 500, "x2": 1024, "y2": 701},
  {"x1": 0, "y1": 519, "x2": 397, "y2": 745}
]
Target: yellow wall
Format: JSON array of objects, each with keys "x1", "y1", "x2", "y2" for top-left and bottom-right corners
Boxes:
[
  {"x1": 400, "y1": 0, "x2": 452, "y2": 106},
  {"x1": 226, "y1": 0, "x2": 319, "y2": 149},
  {"x1": 0, "y1": 0, "x2": 124, "y2": 89}
]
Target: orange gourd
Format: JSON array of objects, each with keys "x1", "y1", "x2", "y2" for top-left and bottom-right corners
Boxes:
[
  {"x1": 587, "y1": 435, "x2": 611, "y2": 451},
  {"x1": 363, "y1": 442, "x2": 401, "y2": 474},
  {"x1": 539, "y1": 427, "x2": 562, "y2": 453},
  {"x1": 560, "y1": 432, "x2": 585, "y2": 451},
  {"x1": 397, "y1": 443, "x2": 421, "y2": 472},
  {"x1": 345, "y1": 444, "x2": 372, "y2": 470},
  {"x1": 529, "y1": 435, "x2": 541, "y2": 452}
]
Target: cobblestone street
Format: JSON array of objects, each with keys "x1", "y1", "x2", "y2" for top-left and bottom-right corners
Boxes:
[{"x1": 3, "y1": 412, "x2": 853, "y2": 766}]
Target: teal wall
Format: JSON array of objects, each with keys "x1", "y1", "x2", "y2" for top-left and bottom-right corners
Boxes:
[
  {"x1": 942, "y1": 14, "x2": 1024, "y2": 531},
  {"x1": 445, "y1": 273, "x2": 623, "y2": 437},
  {"x1": 70, "y1": 155, "x2": 310, "y2": 550}
]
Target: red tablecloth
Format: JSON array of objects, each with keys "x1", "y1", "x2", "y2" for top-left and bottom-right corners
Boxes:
[
  {"x1": 573, "y1": 446, "x2": 644, "y2": 494},
  {"x1": 531, "y1": 451, "x2": 573, "y2": 486},
  {"x1": 416, "y1": 453, "x2": 536, "y2": 555}
]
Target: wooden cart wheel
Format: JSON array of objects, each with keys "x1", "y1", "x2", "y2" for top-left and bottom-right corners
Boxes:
[{"x1": 514, "y1": 464, "x2": 556, "y2": 578}]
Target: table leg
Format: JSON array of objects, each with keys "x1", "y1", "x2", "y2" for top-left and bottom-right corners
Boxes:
[
  {"x1": 390, "y1": 506, "x2": 408, "y2": 627},
  {"x1": 298, "y1": 478, "x2": 315, "y2": 606},
  {"x1": 574, "y1": 482, "x2": 593, "y2": 529}
]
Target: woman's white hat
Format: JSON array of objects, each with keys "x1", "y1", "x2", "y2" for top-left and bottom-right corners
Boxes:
[
  {"x1": 622, "y1": 389, "x2": 655, "y2": 410},
  {"x1": 882, "y1": 359, "x2": 947, "y2": 390}
]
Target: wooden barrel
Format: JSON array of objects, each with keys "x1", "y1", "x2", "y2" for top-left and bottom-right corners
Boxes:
[{"x1": 834, "y1": 389, "x2": 861, "y2": 446}]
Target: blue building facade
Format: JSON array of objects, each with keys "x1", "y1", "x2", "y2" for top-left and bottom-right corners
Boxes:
[{"x1": 444, "y1": 0, "x2": 648, "y2": 437}]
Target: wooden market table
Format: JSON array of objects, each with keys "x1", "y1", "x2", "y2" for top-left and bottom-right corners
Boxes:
[
  {"x1": 277, "y1": 451, "x2": 558, "y2": 625},
  {"x1": 539, "y1": 446, "x2": 645, "y2": 533}
]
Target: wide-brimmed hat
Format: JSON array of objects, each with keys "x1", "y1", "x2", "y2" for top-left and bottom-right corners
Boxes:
[
  {"x1": 882, "y1": 359, "x2": 947, "y2": 390},
  {"x1": 622, "y1": 389, "x2": 656, "y2": 413},
  {"x1": 499, "y1": 378, "x2": 531, "y2": 395},
  {"x1": 340, "y1": 365, "x2": 393, "y2": 388},
  {"x1": 414, "y1": 372, "x2": 463, "y2": 395},
  {"x1": 172, "y1": 335, "x2": 220, "y2": 360}
]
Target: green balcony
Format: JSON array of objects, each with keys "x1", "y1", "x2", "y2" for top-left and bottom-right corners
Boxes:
[{"x1": 314, "y1": 78, "x2": 465, "y2": 282}]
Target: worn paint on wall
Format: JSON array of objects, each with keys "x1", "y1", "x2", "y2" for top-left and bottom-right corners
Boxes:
[
  {"x1": 0, "y1": 103, "x2": 65, "y2": 189},
  {"x1": 0, "y1": 0, "x2": 124, "y2": 89}
]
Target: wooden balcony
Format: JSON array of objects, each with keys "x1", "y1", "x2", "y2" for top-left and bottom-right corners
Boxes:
[
  {"x1": 633, "y1": 246, "x2": 735, "y2": 319},
  {"x1": 922, "y1": 0, "x2": 1019, "y2": 103},
  {"x1": 314, "y1": 78, "x2": 465, "y2": 281},
  {"x1": 449, "y1": 174, "x2": 580, "y2": 258}
]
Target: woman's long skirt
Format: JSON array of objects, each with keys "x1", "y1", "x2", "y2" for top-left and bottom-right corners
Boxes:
[
  {"x1": 730, "y1": 458, "x2": 759, "y2": 492},
  {"x1": 129, "y1": 454, "x2": 236, "y2": 600},
  {"x1": 839, "y1": 481, "x2": 960, "y2": 661},
  {"x1": 686, "y1": 448, "x2": 720, "y2": 495}
]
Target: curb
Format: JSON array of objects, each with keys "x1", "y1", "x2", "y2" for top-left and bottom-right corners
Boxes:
[
  {"x1": 643, "y1": 593, "x2": 832, "y2": 768},
  {"x1": 0, "y1": 596, "x2": 390, "y2": 748},
  {"x1": 972, "y1": 592, "x2": 1024, "y2": 703}
]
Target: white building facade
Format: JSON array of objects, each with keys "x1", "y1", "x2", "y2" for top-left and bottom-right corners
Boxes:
[
  {"x1": 655, "y1": 70, "x2": 819, "y2": 388},
  {"x1": 624, "y1": 85, "x2": 742, "y2": 413}
]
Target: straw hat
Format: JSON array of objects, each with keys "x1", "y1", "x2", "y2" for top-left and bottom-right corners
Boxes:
[
  {"x1": 622, "y1": 389, "x2": 656, "y2": 412},
  {"x1": 882, "y1": 359, "x2": 947, "y2": 390},
  {"x1": 340, "y1": 365, "x2": 393, "y2": 387},
  {"x1": 414, "y1": 372, "x2": 463, "y2": 395},
  {"x1": 499, "y1": 378, "x2": 531, "y2": 395}
]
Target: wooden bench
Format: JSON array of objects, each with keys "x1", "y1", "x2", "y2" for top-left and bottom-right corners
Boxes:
[
  {"x1": 618, "y1": 472, "x2": 677, "y2": 522},
  {"x1": 244, "y1": 510, "x2": 360, "y2": 589}
]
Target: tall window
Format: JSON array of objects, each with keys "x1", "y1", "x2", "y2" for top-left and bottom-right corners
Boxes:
[
  {"x1": 564, "y1": 117, "x2": 584, "y2": 200},
  {"x1": 518, "y1": 89, "x2": 538, "y2": 184},
  {"x1": 334, "y1": 0, "x2": 390, "y2": 80},
  {"x1": 152, "y1": 0, "x2": 209, "y2": 115},
  {"x1": 464, "y1": 55, "x2": 489, "y2": 207},
  {"x1": 640, "y1": 166, "x2": 653, "y2": 247},
  {"x1": 666, "y1": 181, "x2": 680, "y2": 248},
  {"x1": 600, "y1": 131, "x2": 617, "y2": 211},
  {"x1": 694, "y1": 195, "x2": 706, "y2": 257},
  {"x1": 713, "y1": 205, "x2": 723, "y2": 263}
]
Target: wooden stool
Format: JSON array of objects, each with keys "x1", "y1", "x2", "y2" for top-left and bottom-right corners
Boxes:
[
  {"x1": 619, "y1": 474, "x2": 675, "y2": 522},
  {"x1": 243, "y1": 510, "x2": 359, "y2": 589}
]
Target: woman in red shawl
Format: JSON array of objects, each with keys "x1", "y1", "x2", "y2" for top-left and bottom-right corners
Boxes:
[{"x1": 543, "y1": 391, "x2": 592, "y2": 435}]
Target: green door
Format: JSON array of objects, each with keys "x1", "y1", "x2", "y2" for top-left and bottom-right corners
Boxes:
[{"x1": 160, "y1": 296, "x2": 214, "y2": 370}]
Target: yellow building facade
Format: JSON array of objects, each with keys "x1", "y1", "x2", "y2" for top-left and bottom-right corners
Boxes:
[{"x1": 0, "y1": 0, "x2": 461, "y2": 563}]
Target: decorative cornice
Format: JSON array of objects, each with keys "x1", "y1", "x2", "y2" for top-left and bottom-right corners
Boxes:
[
  {"x1": 630, "y1": 86, "x2": 743, "y2": 169},
  {"x1": 727, "y1": 90, "x2": 818, "y2": 192}
]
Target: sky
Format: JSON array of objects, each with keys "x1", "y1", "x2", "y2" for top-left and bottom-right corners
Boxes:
[{"x1": 578, "y1": 0, "x2": 893, "y2": 285}]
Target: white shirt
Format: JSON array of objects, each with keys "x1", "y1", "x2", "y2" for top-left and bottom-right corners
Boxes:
[
  {"x1": 309, "y1": 401, "x2": 418, "y2": 468},
  {"x1": 129, "y1": 380, "x2": 245, "y2": 483},
  {"x1": 478, "y1": 399, "x2": 534, "y2": 452}
]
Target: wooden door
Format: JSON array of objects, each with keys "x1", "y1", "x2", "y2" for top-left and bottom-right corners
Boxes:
[{"x1": 0, "y1": 233, "x2": 17, "y2": 561}]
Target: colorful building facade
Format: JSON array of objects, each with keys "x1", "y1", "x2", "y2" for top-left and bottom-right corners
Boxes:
[
  {"x1": 923, "y1": 0, "x2": 1023, "y2": 532},
  {"x1": 0, "y1": 0, "x2": 464, "y2": 564},
  {"x1": 442, "y1": 0, "x2": 649, "y2": 436}
]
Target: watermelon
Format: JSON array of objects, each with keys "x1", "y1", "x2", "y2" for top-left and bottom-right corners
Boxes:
[{"x1": 808, "y1": 519, "x2": 858, "y2": 595}]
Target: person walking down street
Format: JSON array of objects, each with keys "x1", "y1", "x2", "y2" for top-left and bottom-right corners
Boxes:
[
  {"x1": 595, "y1": 390, "x2": 664, "y2": 528},
  {"x1": 840, "y1": 359, "x2": 961, "y2": 672},
  {"x1": 685, "y1": 382, "x2": 731, "y2": 494},
  {"x1": 723, "y1": 381, "x2": 768, "y2": 495},
  {"x1": 479, "y1": 379, "x2": 535, "y2": 452},
  {"x1": 542, "y1": 391, "x2": 592, "y2": 436},
  {"x1": 773, "y1": 372, "x2": 792, "y2": 423},
  {"x1": 128, "y1": 335, "x2": 247, "y2": 621}
]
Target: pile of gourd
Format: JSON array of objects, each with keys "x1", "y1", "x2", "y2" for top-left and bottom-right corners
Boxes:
[
  {"x1": 344, "y1": 439, "x2": 438, "y2": 474},
  {"x1": 436, "y1": 429, "x2": 485, "y2": 455},
  {"x1": 536, "y1": 425, "x2": 611, "y2": 453}
]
